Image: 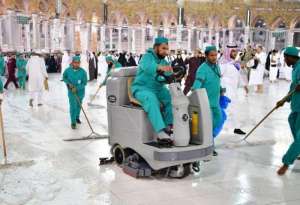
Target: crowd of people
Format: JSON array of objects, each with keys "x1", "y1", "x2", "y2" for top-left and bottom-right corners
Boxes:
[{"x1": 0, "y1": 37, "x2": 299, "y2": 176}]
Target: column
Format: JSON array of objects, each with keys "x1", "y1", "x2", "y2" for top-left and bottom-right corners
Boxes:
[
  {"x1": 32, "y1": 13, "x2": 40, "y2": 50},
  {"x1": 176, "y1": 24, "x2": 182, "y2": 50},
  {"x1": 198, "y1": 30, "x2": 203, "y2": 49},
  {"x1": 6, "y1": 10, "x2": 15, "y2": 50},
  {"x1": 287, "y1": 30, "x2": 294, "y2": 46},
  {"x1": 244, "y1": 26, "x2": 250, "y2": 48},
  {"x1": 215, "y1": 30, "x2": 220, "y2": 50},
  {"x1": 0, "y1": 17, "x2": 3, "y2": 48},
  {"x1": 141, "y1": 27, "x2": 146, "y2": 53},
  {"x1": 86, "y1": 22, "x2": 92, "y2": 51},
  {"x1": 187, "y1": 28, "x2": 192, "y2": 52},
  {"x1": 117, "y1": 26, "x2": 122, "y2": 52},
  {"x1": 229, "y1": 29, "x2": 234, "y2": 44},
  {"x1": 132, "y1": 28, "x2": 136, "y2": 53},
  {"x1": 109, "y1": 27, "x2": 113, "y2": 50},
  {"x1": 222, "y1": 28, "x2": 226, "y2": 49},
  {"x1": 44, "y1": 20, "x2": 50, "y2": 52},
  {"x1": 69, "y1": 19, "x2": 75, "y2": 52},
  {"x1": 208, "y1": 28, "x2": 213, "y2": 45},
  {"x1": 100, "y1": 25, "x2": 106, "y2": 51},
  {"x1": 25, "y1": 24, "x2": 31, "y2": 52}
]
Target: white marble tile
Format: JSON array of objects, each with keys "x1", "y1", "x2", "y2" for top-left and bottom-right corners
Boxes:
[{"x1": 0, "y1": 75, "x2": 299, "y2": 204}]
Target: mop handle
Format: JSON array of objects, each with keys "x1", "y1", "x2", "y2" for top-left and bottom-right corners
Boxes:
[
  {"x1": 90, "y1": 85, "x2": 103, "y2": 103},
  {"x1": 0, "y1": 102, "x2": 7, "y2": 163},
  {"x1": 72, "y1": 90, "x2": 95, "y2": 133},
  {"x1": 243, "y1": 89, "x2": 296, "y2": 141}
]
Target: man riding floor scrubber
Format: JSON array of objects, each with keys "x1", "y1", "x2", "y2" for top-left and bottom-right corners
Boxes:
[{"x1": 105, "y1": 37, "x2": 214, "y2": 178}]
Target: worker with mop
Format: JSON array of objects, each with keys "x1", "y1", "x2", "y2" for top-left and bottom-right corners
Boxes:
[
  {"x1": 16, "y1": 53, "x2": 27, "y2": 90},
  {"x1": 192, "y1": 46, "x2": 222, "y2": 156},
  {"x1": 276, "y1": 47, "x2": 300, "y2": 175},
  {"x1": 63, "y1": 56, "x2": 88, "y2": 129}
]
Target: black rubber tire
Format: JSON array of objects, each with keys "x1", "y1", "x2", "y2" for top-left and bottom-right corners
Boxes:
[{"x1": 113, "y1": 145, "x2": 126, "y2": 165}]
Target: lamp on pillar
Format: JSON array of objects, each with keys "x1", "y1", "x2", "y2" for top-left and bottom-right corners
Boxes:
[
  {"x1": 103, "y1": 0, "x2": 108, "y2": 25},
  {"x1": 244, "y1": 3, "x2": 251, "y2": 47},
  {"x1": 55, "y1": 0, "x2": 62, "y2": 18},
  {"x1": 176, "y1": 0, "x2": 184, "y2": 50}
]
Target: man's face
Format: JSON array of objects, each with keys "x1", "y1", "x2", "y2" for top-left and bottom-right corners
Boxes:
[
  {"x1": 206, "y1": 51, "x2": 218, "y2": 64},
  {"x1": 155, "y1": 43, "x2": 169, "y2": 58},
  {"x1": 230, "y1": 49, "x2": 237, "y2": 60},
  {"x1": 256, "y1": 47, "x2": 262, "y2": 53},
  {"x1": 72, "y1": 61, "x2": 80, "y2": 69},
  {"x1": 284, "y1": 55, "x2": 296, "y2": 67}
]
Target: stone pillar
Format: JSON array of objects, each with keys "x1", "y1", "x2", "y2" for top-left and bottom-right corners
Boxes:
[
  {"x1": 199, "y1": 29, "x2": 203, "y2": 49},
  {"x1": 69, "y1": 19, "x2": 75, "y2": 52},
  {"x1": 44, "y1": 20, "x2": 50, "y2": 52},
  {"x1": 222, "y1": 28, "x2": 227, "y2": 49},
  {"x1": 6, "y1": 10, "x2": 15, "y2": 50},
  {"x1": 287, "y1": 30, "x2": 294, "y2": 46},
  {"x1": 86, "y1": 23, "x2": 92, "y2": 51},
  {"x1": 229, "y1": 29, "x2": 234, "y2": 44},
  {"x1": 208, "y1": 28, "x2": 213, "y2": 45},
  {"x1": 100, "y1": 25, "x2": 106, "y2": 51},
  {"x1": 32, "y1": 13, "x2": 40, "y2": 50},
  {"x1": 52, "y1": 18, "x2": 61, "y2": 51},
  {"x1": 117, "y1": 26, "x2": 122, "y2": 52},
  {"x1": 109, "y1": 27, "x2": 113, "y2": 50},
  {"x1": 187, "y1": 28, "x2": 192, "y2": 52},
  {"x1": 25, "y1": 24, "x2": 31, "y2": 52},
  {"x1": 176, "y1": 24, "x2": 182, "y2": 50},
  {"x1": 141, "y1": 27, "x2": 146, "y2": 53},
  {"x1": 132, "y1": 28, "x2": 136, "y2": 53},
  {"x1": 244, "y1": 26, "x2": 250, "y2": 48},
  {"x1": 0, "y1": 17, "x2": 3, "y2": 48},
  {"x1": 215, "y1": 30, "x2": 220, "y2": 50}
]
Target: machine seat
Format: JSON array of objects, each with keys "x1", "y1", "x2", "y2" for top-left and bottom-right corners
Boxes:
[{"x1": 127, "y1": 77, "x2": 142, "y2": 107}]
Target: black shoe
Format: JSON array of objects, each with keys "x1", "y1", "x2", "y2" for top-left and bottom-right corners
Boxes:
[
  {"x1": 297, "y1": 157, "x2": 300, "y2": 160},
  {"x1": 157, "y1": 138, "x2": 173, "y2": 148},
  {"x1": 234, "y1": 129, "x2": 246, "y2": 135},
  {"x1": 213, "y1": 150, "x2": 218, "y2": 156},
  {"x1": 76, "y1": 119, "x2": 81, "y2": 124},
  {"x1": 71, "y1": 123, "x2": 76, "y2": 129}
]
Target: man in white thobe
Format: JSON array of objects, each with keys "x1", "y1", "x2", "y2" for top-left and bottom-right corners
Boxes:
[
  {"x1": 220, "y1": 45, "x2": 246, "y2": 135},
  {"x1": 97, "y1": 52, "x2": 108, "y2": 84},
  {"x1": 248, "y1": 45, "x2": 266, "y2": 93},
  {"x1": 26, "y1": 52, "x2": 48, "y2": 107},
  {"x1": 60, "y1": 51, "x2": 72, "y2": 80}
]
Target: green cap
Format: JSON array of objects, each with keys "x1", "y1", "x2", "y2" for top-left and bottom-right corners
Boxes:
[
  {"x1": 154, "y1": 37, "x2": 168, "y2": 45},
  {"x1": 284, "y1": 47, "x2": 299, "y2": 57},
  {"x1": 205, "y1": 46, "x2": 217, "y2": 53},
  {"x1": 106, "y1": 56, "x2": 113, "y2": 62},
  {"x1": 72, "y1": 56, "x2": 81, "y2": 62}
]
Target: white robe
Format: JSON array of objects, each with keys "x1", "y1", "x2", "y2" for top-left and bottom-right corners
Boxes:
[
  {"x1": 26, "y1": 56, "x2": 48, "y2": 92},
  {"x1": 60, "y1": 52, "x2": 72, "y2": 79},
  {"x1": 220, "y1": 62, "x2": 241, "y2": 128},
  {"x1": 248, "y1": 52, "x2": 266, "y2": 86},
  {"x1": 269, "y1": 53, "x2": 280, "y2": 81},
  {"x1": 220, "y1": 62, "x2": 240, "y2": 101},
  {"x1": 81, "y1": 54, "x2": 89, "y2": 81},
  {"x1": 97, "y1": 55, "x2": 108, "y2": 84}
]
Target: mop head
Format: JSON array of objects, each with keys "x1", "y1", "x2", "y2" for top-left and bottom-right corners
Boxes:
[
  {"x1": 87, "y1": 103, "x2": 106, "y2": 109},
  {"x1": 63, "y1": 133, "x2": 108, "y2": 141},
  {"x1": 217, "y1": 139, "x2": 276, "y2": 150},
  {"x1": 0, "y1": 160, "x2": 35, "y2": 170}
]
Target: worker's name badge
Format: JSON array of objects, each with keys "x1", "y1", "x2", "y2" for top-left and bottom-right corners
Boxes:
[{"x1": 78, "y1": 80, "x2": 81, "y2": 84}]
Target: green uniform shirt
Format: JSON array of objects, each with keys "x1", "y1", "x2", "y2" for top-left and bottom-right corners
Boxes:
[
  {"x1": 16, "y1": 57, "x2": 27, "y2": 78},
  {"x1": 290, "y1": 60, "x2": 300, "y2": 112},
  {"x1": 63, "y1": 66, "x2": 88, "y2": 95},
  {"x1": 0, "y1": 56, "x2": 5, "y2": 76},
  {"x1": 132, "y1": 48, "x2": 170, "y2": 93},
  {"x1": 192, "y1": 61, "x2": 221, "y2": 108}
]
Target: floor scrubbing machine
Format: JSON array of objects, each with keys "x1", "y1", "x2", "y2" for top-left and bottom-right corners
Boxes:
[{"x1": 106, "y1": 67, "x2": 213, "y2": 178}]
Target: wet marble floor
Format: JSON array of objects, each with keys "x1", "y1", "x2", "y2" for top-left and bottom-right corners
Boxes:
[{"x1": 0, "y1": 74, "x2": 299, "y2": 205}]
